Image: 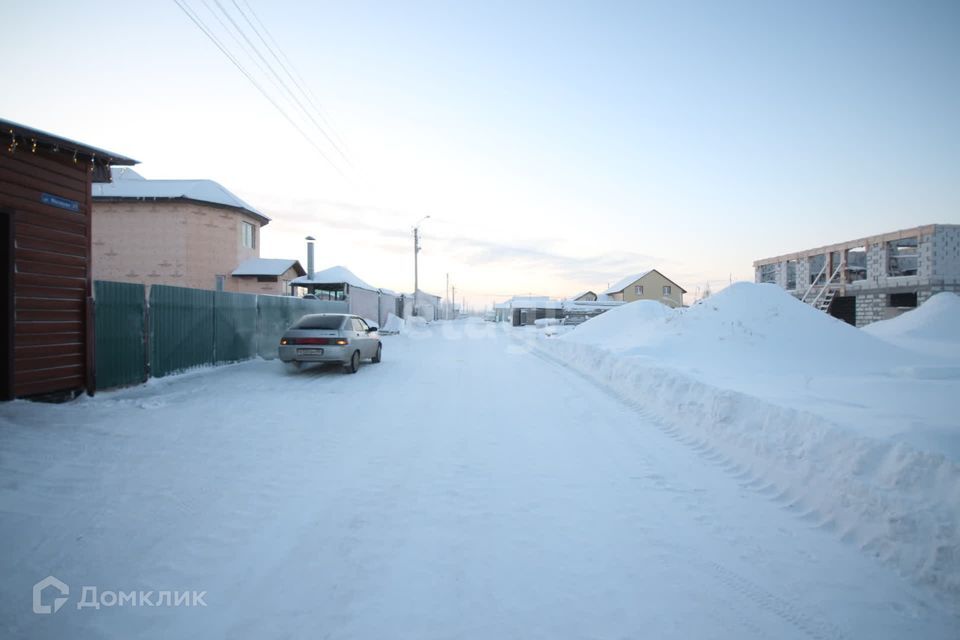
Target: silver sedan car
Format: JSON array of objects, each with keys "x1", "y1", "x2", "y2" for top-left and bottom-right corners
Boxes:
[{"x1": 278, "y1": 313, "x2": 382, "y2": 373}]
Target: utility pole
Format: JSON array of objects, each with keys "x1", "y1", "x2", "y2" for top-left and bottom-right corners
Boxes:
[
  {"x1": 412, "y1": 216, "x2": 430, "y2": 316},
  {"x1": 446, "y1": 272, "x2": 450, "y2": 320},
  {"x1": 452, "y1": 285, "x2": 456, "y2": 319}
]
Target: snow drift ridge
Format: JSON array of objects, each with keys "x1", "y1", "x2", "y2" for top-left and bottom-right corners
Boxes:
[{"x1": 538, "y1": 338, "x2": 960, "y2": 605}]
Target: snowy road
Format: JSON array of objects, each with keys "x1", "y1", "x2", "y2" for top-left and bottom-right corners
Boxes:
[{"x1": 1, "y1": 320, "x2": 955, "y2": 639}]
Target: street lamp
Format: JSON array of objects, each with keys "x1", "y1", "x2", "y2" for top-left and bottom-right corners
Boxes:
[{"x1": 413, "y1": 215, "x2": 430, "y2": 316}]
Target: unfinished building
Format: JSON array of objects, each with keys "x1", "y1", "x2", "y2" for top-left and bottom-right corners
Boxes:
[{"x1": 753, "y1": 224, "x2": 960, "y2": 327}]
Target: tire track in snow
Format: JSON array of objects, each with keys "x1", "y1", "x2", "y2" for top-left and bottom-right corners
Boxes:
[{"x1": 529, "y1": 345, "x2": 848, "y2": 640}]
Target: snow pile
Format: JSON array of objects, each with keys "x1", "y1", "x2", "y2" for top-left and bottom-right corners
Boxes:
[
  {"x1": 538, "y1": 283, "x2": 960, "y2": 600},
  {"x1": 405, "y1": 315, "x2": 429, "y2": 330},
  {"x1": 563, "y1": 299, "x2": 676, "y2": 350},
  {"x1": 533, "y1": 317, "x2": 560, "y2": 327},
  {"x1": 380, "y1": 312, "x2": 404, "y2": 334},
  {"x1": 566, "y1": 283, "x2": 909, "y2": 374},
  {"x1": 865, "y1": 293, "x2": 960, "y2": 359},
  {"x1": 542, "y1": 324, "x2": 572, "y2": 337}
]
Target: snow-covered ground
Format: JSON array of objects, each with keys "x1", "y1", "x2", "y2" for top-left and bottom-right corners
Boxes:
[
  {"x1": 1, "y1": 318, "x2": 958, "y2": 638},
  {"x1": 538, "y1": 285, "x2": 960, "y2": 609}
]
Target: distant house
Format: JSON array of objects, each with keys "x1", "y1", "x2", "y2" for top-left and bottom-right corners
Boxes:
[
  {"x1": 290, "y1": 265, "x2": 400, "y2": 327},
  {"x1": 92, "y1": 168, "x2": 270, "y2": 291},
  {"x1": 403, "y1": 290, "x2": 442, "y2": 320},
  {"x1": 569, "y1": 290, "x2": 597, "y2": 302},
  {"x1": 602, "y1": 270, "x2": 686, "y2": 308},
  {"x1": 494, "y1": 296, "x2": 563, "y2": 326},
  {"x1": 231, "y1": 258, "x2": 305, "y2": 296},
  {"x1": 561, "y1": 297, "x2": 624, "y2": 325}
]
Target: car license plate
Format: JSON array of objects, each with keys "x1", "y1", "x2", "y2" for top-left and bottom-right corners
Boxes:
[{"x1": 297, "y1": 348, "x2": 324, "y2": 356}]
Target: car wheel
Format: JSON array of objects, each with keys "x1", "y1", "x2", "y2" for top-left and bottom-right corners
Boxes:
[
  {"x1": 372, "y1": 343, "x2": 382, "y2": 363},
  {"x1": 345, "y1": 350, "x2": 360, "y2": 374}
]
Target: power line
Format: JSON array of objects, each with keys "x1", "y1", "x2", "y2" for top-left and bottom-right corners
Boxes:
[
  {"x1": 198, "y1": 0, "x2": 293, "y2": 105},
  {"x1": 237, "y1": 0, "x2": 349, "y2": 154},
  {"x1": 229, "y1": 0, "x2": 350, "y2": 166},
  {"x1": 212, "y1": 0, "x2": 342, "y2": 158},
  {"x1": 172, "y1": 0, "x2": 346, "y2": 176}
]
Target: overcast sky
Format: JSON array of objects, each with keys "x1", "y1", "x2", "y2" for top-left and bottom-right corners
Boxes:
[{"x1": 3, "y1": 1, "x2": 959, "y2": 306}]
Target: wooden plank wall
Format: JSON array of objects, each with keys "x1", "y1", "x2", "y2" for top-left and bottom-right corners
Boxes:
[{"x1": 0, "y1": 148, "x2": 92, "y2": 397}]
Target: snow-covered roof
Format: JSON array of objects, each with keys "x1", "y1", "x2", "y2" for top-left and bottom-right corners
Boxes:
[
  {"x1": 562, "y1": 299, "x2": 625, "y2": 311},
  {"x1": 406, "y1": 290, "x2": 441, "y2": 301},
  {"x1": 602, "y1": 269, "x2": 687, "y2": 294},
  {"x1": 93, "y1": 168, "x2": 269, "y2": 224},
  {"x1": 290, "y1": 265, "x2": 377, "y2": 291},
  {"x1": 503, "y1": 296, "x2": 562, "y2": 309},
  {"x1": 568, "y1": 290, "x2": 596, "y2": 301},
  {"x1": 602, "y1": 271, "x2": 653, "y2": 294},
  {"x1": 231, "y1": 258, "x2": 304, "y2": 277}
]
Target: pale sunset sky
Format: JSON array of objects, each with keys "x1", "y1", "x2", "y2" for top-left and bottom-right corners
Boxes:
[{"x1": 3, "y1": 1, "x2": 958, "y2": 307}]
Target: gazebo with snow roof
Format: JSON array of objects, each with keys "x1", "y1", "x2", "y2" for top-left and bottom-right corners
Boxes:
[{"x1": 290, "y1": 265, "x2": 401, "y2": 327}]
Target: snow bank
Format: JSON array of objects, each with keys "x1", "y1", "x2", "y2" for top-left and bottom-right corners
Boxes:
[
  {"x1": 539, "y1": 283, "x2": 960, "y2": 601},
  {"x1": 533, "y1": 317, "x2": 560, "y2": 327},
  {"x1": 381, "y1": 312, "x2": 405, "y2": 334},
  {"x1": 563, "y1": 299, "x2": 676, "y2": 350},
  {"x1": 865, "y1": 293, "x2": 960, "y2": 359},
  {"x1": 566, "y1": 283, "x2": 911, "y2": 374}
]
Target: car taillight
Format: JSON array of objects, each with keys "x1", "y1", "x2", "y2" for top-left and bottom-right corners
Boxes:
[{"x1": 283, "y1": 337, "x2": 347, "y2": 345}]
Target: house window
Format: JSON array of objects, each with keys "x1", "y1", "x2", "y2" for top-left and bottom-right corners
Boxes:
[
  {"x1": 635, "y1": 285, "x2": 644, "y2": 295},
  {"x1": 663, "y1": 285, "x2": 672, "y2": 295},
  {"x1": 887, "y1": 237, "x2": 918, "y2": 276},
  {"x1": 785, "y1": 260, "x2": 797, "y2": 290},
  {"x1": 846, "y1": 247, "x2": 867, "y2": 283},
  {"x1": 241, "y1": 221, "x2": 256, "y2": 249},
  {"x1": 257, "y1": 275, "x2": 277, "y2": 283},
  {"x1": 809, "y1": 254, "x2": 826, "y2": 284},
  {"x1": 759, "y1": 263, "x2": 776, "y2": 284}
]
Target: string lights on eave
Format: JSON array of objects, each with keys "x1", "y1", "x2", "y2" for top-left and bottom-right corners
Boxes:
[{"x1": 4, "y1": 128, "x2": 112, "y2": 174}]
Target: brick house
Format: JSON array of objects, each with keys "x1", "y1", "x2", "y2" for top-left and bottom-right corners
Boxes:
[{"x1": 91, "y1": 168, "x2": 271, "y2": 291}]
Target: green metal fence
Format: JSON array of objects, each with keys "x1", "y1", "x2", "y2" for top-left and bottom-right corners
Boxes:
[
  {"x1": 94, "y1": 281, "x2": 147, "y2": 390},
  {"x1": 149, "y1": 285, "x2": 215, "y2": 378},
  {"x1": 214, "y1": 291, "x2": 259, "y2": 364},
  {"x1": 92, "y1": 282, "x2": 349, "y2": 390}
]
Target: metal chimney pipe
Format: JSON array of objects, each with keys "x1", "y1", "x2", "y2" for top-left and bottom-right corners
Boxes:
[{"x1": 306, "y1": 236, "x2": 315, "y2": 281}]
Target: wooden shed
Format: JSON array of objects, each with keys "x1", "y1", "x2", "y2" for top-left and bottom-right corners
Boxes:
[{"x1": 1, "y1": 119, "x2": 136, "y2": 400}]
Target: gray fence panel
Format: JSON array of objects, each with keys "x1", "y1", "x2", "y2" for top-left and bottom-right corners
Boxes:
[
  {"x1": 256, "y1": 295, "x2": 348, "y2": 359},
  {"x1": 348, "y1": 288, "x2": 380, "y2": 325}
]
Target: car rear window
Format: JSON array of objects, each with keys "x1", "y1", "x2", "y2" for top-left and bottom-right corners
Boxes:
[{"x1": 292, "y1": 315, "x2": 345, "y2": 330}]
